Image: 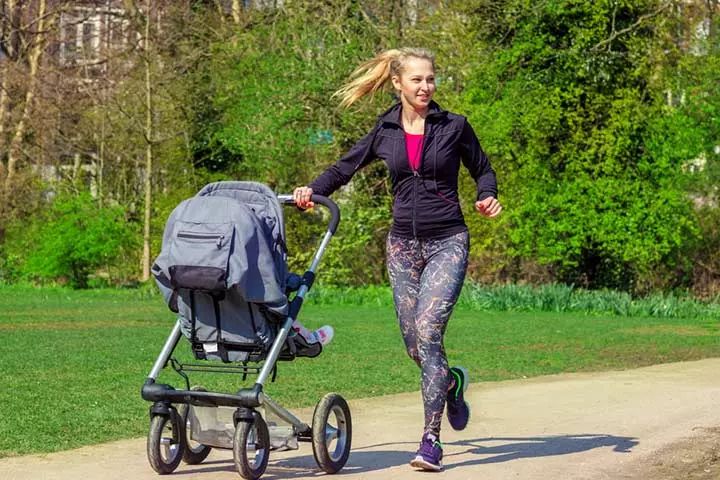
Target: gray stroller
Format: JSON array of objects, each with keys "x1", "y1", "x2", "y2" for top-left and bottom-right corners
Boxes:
[{"x1": 141, "y1": 181, "x2": 350, "y2": 479}]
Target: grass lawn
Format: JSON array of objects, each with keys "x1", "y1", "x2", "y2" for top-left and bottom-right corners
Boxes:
[{"x1": 0, "y1": 286, "x2": 719, "y2": 457}]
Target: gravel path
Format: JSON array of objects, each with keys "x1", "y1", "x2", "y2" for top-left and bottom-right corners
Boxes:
[{"x1": 3, "y1": 358, "x2": 719, "y2": 480}]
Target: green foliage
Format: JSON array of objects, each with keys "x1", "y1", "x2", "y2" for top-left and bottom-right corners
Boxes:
[
  {"x1": 201, "y1": 1, "x2": 385, "y2": 189},
  {"x1": 458, "y1": 282, "x2": 720, "y2": 319},
  {"x1": 453, "y1": 0, "x2": 704, "y2": 292},
  {"x1": 305, "y1": 281, "x2": 720, "y2": 319},
  {"x1": 2, "y1": 193, "x2": 137, "y2": 288},
  {"x1": 287, "y1": 196, "x2": 392, "y2": 286},
  {"x1": 192, "y1": 1, "x2": 401, "y2": 284},
  {"x1": 2, "y1": 0, "x2": 719, "y2": 296}
]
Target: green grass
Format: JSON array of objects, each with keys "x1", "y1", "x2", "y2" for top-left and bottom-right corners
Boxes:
[
  {"x1": 0, "y1": 285, "x2": 719, "y2": 458},
  {"x1": 308, "y1": 282, "x2": 720, "y2": 318}
]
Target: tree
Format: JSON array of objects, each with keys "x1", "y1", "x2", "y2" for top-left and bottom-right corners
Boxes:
[{"x1": 440, "y1": 0, "x2": 703, "y2": 292}]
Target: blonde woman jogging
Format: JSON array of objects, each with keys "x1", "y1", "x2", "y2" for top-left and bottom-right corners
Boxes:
[{"x1": 294, "y1": 48, "x2": 502, "y2": 472}]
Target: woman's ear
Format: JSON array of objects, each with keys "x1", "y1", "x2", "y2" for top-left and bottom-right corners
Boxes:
[{"x1": 391, "y1": 75, "x2": 401, "y2": 91}]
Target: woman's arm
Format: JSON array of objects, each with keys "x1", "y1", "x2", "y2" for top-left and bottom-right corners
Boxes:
[
  {"x1": 459, "y1": 118, "x2": 502, "y2": 218},
  {"x1": 308, "y1": 122, "x2": 381, "y2": 196}
]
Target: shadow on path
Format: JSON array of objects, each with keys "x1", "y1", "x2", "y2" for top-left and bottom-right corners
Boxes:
[
  {"x1": 168, "y1": 433, "x2": 638, "y2": 477},
  {"x1": 443, "y1": 434, "x2": 638, "y2": 471}
]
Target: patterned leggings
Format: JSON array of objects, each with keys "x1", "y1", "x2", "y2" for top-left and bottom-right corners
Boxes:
[{"x1": 386, "y1": 230, "x2": 469, "y2": 437}]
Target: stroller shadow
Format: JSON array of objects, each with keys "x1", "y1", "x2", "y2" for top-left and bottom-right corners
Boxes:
[{"x1": 171, "y1": 433, "x2": 638, "y2": 477}]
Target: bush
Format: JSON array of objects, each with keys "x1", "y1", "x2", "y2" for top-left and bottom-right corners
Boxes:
[{"x1": 1, "y1": 193, "x2": 138, "y2": 288}]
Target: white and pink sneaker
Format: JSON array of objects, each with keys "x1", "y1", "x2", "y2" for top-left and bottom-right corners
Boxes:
[
  {"x1": 291, "y1": 322, "x2": 334, "y2": 347},
  {"x1": 311, "y1": 325, "x2": 334, "y2": 346}
]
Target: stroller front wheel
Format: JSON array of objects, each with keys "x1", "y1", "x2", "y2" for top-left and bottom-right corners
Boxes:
[
  {"x1": 311, "y1": 393, "x2": 352, "y2": 473},
  {"x1": 179, "y1": 400, "x2": 212, "y2": 465},
  {"x1": 233, "y1": 412, "x2": 270, "y2": 480},
  {"x1": 147, "y1": 409, "x2": 186, "y2": 474}
]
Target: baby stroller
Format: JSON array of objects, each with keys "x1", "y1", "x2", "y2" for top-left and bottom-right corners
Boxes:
[{"x1": 141, "y1": 181, "x2": 350, "y2": 480}]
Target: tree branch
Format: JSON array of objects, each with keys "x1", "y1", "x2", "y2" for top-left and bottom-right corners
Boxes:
[{"x1": 591, "y1": 1, "x2": 673, "y2": 52}]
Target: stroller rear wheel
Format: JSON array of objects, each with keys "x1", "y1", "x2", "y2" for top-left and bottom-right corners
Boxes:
[
  {"x1": 179, "y1": 388, "x2": 212, "y2": 465},
  {"x1": 233, "y1": 412, "x2": 270, "y2": 480},
  {"x1": 147, "y1": 408, "x2": 186, "y2": 474},
  {"x1": 311, "y1": 393, "x2": 352, "y2": 473}
]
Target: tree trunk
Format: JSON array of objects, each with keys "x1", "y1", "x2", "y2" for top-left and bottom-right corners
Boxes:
[
  {"x1": 72, "y1": 152, "x2": 81, "y2": 184},
  {"x1": 5, "y1": 0, "x2": 47, "y2": 189},
  {"x1": 0, "y1": 68, "x2": 9, "y2": 181},
  {"x1": 98, "y1": 109, "x2": 105, "y2": 206},
  {"x1": 141, "y1": 0, "x2": 154, "y2": 281},
  {"x1": 232, "y1": 0, "x2": 241, "y2": 24}
]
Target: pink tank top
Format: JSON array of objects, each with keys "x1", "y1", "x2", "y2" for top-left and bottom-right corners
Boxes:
[{"x1": 405, "y1": 132, "x2": 424, "y2": 171}]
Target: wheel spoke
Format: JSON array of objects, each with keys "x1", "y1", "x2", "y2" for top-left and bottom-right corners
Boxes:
[
  {"x1": 325, "y1": 425, "x2": 339, "y2": 444},
  {"x1": 162, "y1": 437, "x2": 177, "y2": 460}
]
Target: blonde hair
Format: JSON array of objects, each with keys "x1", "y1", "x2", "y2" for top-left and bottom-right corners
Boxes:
[{"x1": 333, "y1": 48, "x2": 436, "y2": 108}]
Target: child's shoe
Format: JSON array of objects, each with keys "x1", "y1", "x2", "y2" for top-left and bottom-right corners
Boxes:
[
  {"x1": 446, "y1": 366, "x2": 470, "y2": 430},
  {"x1": 310, "y1": 325, "x2": 334, "y2": 346},
  {"x1": 409, "y1": 432, "x2": 443, "y2": 471},
  {"x1": 291, "y1": 322, "x2": 334, "y2": 346}
]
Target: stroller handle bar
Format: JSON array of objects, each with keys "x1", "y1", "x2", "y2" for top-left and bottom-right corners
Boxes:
[{"x1": 278, "y1": 194, "x2": 341, "y2": 234}]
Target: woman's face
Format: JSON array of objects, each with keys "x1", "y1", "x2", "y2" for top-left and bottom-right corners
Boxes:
[{"x1": 392, "y1": 57, "x2": 436, "y2": 112}]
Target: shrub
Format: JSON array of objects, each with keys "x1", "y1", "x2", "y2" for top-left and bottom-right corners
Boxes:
[{"x1": 2, "y1": 193, "x2": 138, "y2": 288}]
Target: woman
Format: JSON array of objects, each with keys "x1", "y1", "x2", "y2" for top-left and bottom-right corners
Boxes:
[{"x1": 294, "y1": 48, "x2": 502, "y2": 471}]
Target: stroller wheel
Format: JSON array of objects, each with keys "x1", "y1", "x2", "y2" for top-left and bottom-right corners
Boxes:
[
  {"x1": 233, "y1": 412, "x2": 270, "y2": 480},
  {"x1": 311, "y1": 393, "x2": 352, "y2": 473},
  {"x1": 179, "y1": 388, "x2": 212, "y2": 465},
  {"x1": 147, "y1": 408, "x2": 186, "y2": 474}
]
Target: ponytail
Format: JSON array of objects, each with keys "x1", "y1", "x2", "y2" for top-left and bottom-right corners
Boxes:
[{"x1": 333, "y1": 48, "x2": 436, "y2": 108}]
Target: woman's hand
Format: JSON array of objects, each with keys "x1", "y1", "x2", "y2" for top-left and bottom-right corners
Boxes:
[
  {"x1": 293, "y1": 186, "x2": 315, "y2": 209},
  {"x1": 475, "y1": 197, "x2": 502, "y2": 218}
]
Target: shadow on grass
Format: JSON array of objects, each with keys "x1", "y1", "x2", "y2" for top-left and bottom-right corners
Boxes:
[{"x1": 171, "y1": 433, "x2": 638, "y2": 477}]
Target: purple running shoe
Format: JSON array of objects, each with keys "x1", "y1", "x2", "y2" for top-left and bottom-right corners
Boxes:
[
  {"x1": 447, "y1": 366, "x2": 470, "y2": 431},
  {"x1": 409, "y1": 432, "x2": 443, "y2": 471}
]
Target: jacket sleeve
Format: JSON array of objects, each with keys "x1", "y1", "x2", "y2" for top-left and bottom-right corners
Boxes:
[
  {"x1": 309, "y1": 122, "x2": 380, "y2": 197},
  {"x1": 459, "y1": 118, "x2": 498, "y2": 201}
]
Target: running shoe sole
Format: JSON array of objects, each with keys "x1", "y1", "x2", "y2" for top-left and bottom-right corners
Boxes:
[{"x1": 409, "y1": 455, "x2": 443, "y2": 471}]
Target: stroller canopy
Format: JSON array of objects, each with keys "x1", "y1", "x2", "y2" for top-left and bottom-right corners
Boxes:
[{"x1": 153, "y1": 181, "x2": 289, "y2": 318}]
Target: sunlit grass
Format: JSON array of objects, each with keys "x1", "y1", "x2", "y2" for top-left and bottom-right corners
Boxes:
[{"x1": 0, "y1": 285, "x2": 718, "y2": 457}]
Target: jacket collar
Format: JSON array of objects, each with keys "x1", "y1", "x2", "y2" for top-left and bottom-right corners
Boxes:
[{"x1": 378, "y1": 100, "x2": 448, "y2": 128}]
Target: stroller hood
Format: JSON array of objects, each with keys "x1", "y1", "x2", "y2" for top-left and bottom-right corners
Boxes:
[{"x1": 152, "y1": 181, "x2": 289, "y2": 318}]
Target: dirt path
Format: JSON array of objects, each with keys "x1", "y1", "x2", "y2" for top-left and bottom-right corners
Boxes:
[{"x1": 3, "y1": 358, "x2": 719, "y2": 480}]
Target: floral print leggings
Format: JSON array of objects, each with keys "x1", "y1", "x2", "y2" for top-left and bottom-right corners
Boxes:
[{"x1": 386, "y1": 230, "x2": 469, "y2": 436}]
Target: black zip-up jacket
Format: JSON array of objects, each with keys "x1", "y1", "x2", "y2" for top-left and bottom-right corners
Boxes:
[{"x1": 310, "y1": 101, "x2": 498, "y2": 239}]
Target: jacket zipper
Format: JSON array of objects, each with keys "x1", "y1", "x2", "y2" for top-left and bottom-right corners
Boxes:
[
  {"x1": 412, "y1": 171, "x2": 418, "y2": 238},
  {"x1": 412, "y1": 120, "x2": 430, "y2": 238}
]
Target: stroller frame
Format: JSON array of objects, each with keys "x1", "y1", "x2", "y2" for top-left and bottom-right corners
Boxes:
[{"x1": 141, "y1": 191, "x2": 350, "y2": 479}]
